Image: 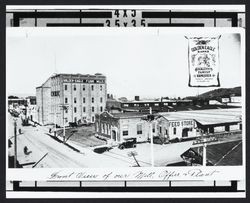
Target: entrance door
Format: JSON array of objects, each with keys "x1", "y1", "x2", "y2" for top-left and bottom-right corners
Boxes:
[
  {"x1": 112, "y1": 130, "x2": 116, "y2": 141},
  {"x1": 182, "y1": 128, "x2": 189, "y2": 138}
]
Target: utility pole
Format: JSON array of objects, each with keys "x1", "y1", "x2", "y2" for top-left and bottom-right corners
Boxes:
[
  {"x1": 203, "y1": 143, "x2": 207, "y2": 166},
  {"x1": 63, "y1": 115, "x2": 66, "y2": 143},
  {"x1": 14, "y1": 119, "x2": 17, "y2": 168},
  {"x1": 150, "y1": 122, "x2": 154, "y2": 167},
  {"x1": 54, "y1": 106, "x2": 57, "y2": 135},
  {"x1": 142, "y1": 107, "x2": 160, "y2": 167},
  {"x1": 202, "y1": 130, "x2": 207, "y2": 166},
  {"x1": 62, "y1": 105, "x2": 65, "y2": 143},
  {"x1": 59, "y1": 104, "x2": 69, "y2": 144},
  {"x1": 149, "y1": 107, "x2": 154, "y2": 167}
]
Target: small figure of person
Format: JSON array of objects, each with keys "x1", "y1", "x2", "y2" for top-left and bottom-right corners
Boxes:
[
  {"x1": 18, "y1": 128, "x2": 22, "y2": 134},
  {"x1": 23, "y1": 146, "x2": 32, "y2": 155},
  {"x1": 23, "y1": 146, "x2": 28, "y2": 155},
  {"x1": 49, "y1": 128, "x2": 52, "y2": 133}
]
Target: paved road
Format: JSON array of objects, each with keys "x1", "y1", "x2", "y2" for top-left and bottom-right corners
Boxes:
[
  {"x1": 7, "y1": 113, "x2": 135, "y2": 168},
  {"x1": 8, "y1": 114, "x2": 89, "y2": 168}
]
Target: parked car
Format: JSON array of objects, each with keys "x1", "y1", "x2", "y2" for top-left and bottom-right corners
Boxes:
[
  {"x1": 79, "y1": 121, "x2": 92, "y2": 127},
  {"x1": 169, "y1": 137, "x2": 180, "y2": 143},
  {"x1": 93, "y1": 146, "x2": 112, "y2": 154},
  {"x1": 69, "y1": 122, "x2": 78, "y2": 128},
  {"x1": 10, "y1": 110, "x2": 19, "y2": 117},
  {"x1": 118, "y1": 138, "x2": 137, "y2": 150}
]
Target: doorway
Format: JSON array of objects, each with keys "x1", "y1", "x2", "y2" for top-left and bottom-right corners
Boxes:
[
  {"x1": 182, "y1": 128, "x2": 189, "y2": 138},
  {"x1": 112, "y1": 130, "x2": 116, "y2": 141}
]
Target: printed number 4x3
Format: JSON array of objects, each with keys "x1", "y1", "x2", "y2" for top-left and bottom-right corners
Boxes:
[{"x1": 105, "y1": 10, "x2": 146, "y2": 27}]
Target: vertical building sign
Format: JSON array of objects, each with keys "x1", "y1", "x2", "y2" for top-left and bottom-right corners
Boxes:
[{"x1": 186, "y1": 36, "x2": 221, "y2": 87}]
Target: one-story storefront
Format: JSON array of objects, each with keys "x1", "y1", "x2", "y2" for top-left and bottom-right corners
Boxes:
[
  {"x1": 95, "y1": 112, "x2": 197, "y2": 143},
  {"x1": 159, "y1": 108, "x2": 242, "y2": 135},
  {"x1": 95, "y1": 112, "x2": 150, "y2": 143},
  {"x1": 95, "y1": 108, "x2": 242, "y2": 144}
]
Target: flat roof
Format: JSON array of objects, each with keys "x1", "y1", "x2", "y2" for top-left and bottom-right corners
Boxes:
[
  {"x1": 160, "y1": 108, "x2": 242, "y2": 125},
  {"x1": 110, "y1": 108, "x2": 242, "y2": 125},
  {"x1": 51, "y1": 73, "x2": 106, "y2": 78},
  {"x1": 112, "y1": 112, "x2": 148, "y2": 119},
  {"x1": 122, "y1": 99, "x2": 192, "y2": 103}
]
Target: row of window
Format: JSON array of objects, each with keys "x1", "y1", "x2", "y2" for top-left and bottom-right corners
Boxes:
[
  {"x1": 51, "y1": 91, "x2": 60, "y2": 96},
  {"x1": 65, "y1": 84, "x2": 103, "y2": 91},
  {"x1": 65, "y1": 97, "x2": 103, "y2": 104},
  {"x1": 121, "y1": 124, "x2": 177, "y2": 137},
  {"x1": 122, "y1": 102, "x2": 178, "y2": 107},
  {"x1": 63, "y1": 79, "x2": 105, "y2": 84},
  {"x1": 65, "y1": 116, "x2": 95, "y2": 123},
  {"x1": 122, "y1": 102, "x2": 210, "y2": 108},
  {"x1": 99, "y1": 123, "x2": 112, "y2": 135},
  {"x1": 122, "y1": 124, "x2": 142, "y2": 136},
  {"x1": 65, "y1": 106, "x2": 103, "y2": 113}
]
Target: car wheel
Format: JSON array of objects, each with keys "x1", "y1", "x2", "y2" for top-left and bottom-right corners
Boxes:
[
  {"x1": 119, "y1": 145, "x2": 125, "y2": 150},
  {"x1": 133, "y1": 144, "x2": 136, "y2": 148}
]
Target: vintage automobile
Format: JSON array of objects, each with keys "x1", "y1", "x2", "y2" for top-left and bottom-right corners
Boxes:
[
  {"x1": 69, "y1": 122, "x2": 78, "y2": 128},
  {"x1": 169, "y1": 137, "x2": 180, "y2": 143},
  {"x1": 93, "y1": 146, "x2": 112, "y2": 154},
  {"x1": 118, "y1": 138, "x2": 137, "y2": 150},
  {"x1": 9, "y1": 109, "x2": 19, "y2": 117}
]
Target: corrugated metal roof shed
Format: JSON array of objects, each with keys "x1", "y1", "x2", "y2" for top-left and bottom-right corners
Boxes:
[{"x1": 160, "y1": 108, "x2": 241, "y2": 125}]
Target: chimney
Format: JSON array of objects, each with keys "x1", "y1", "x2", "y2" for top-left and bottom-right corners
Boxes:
[{"x1": 135, "y1": 96, "x2": 140, "y2": 101}]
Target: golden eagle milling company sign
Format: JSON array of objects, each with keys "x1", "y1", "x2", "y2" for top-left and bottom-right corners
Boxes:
[{"x1": 186, "y1": 36, "x2": 221, "y2": 87}]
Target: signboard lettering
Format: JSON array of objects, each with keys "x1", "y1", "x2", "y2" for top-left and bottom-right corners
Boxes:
[{"x1": 186, "y1": 36, "x2": 221, "y2": 87}]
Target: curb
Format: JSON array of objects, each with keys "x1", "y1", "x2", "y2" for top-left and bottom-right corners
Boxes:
[{"x1": 45, "y1": 133, "x2": 83, "y2": 153}]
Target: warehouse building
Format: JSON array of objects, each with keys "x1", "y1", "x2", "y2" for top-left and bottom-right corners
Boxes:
[
  {"x1": 95, "y1": 108, "x2": 241, "y2": 144},
  {"x1": 121, "y1": 97, "x2": 193, "y2": 113},
  {"x1": 36, "y1": 73, "x2": 107, "y2": 126},
  {"x1": 119, "y1": 96, "x2": 236, "y2": 113},
  {"x1": 121, "y1": 96, "x2": 239, "y2": 113},
  {"x1": 36, "y1": 77, "x2": 51, "y2": 124}
]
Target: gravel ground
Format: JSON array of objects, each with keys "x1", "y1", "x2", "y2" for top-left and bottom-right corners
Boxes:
[{"x1": 56, "y1": 125, "x2": 106, "y2": 147}]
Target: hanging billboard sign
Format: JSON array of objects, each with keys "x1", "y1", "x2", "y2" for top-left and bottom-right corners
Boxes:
[{"x1": 186, "y1": 36, "x2": 221, "y2": 87}]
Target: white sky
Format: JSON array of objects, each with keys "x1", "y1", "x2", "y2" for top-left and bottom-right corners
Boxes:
[{"x1": 6, "y1": 28, "x2": 242, "y2": 100}]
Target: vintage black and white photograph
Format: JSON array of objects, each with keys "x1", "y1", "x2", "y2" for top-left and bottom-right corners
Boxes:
[
  {"x1": 4, "y1": 4, "x2": 247, "y2": 199},
  {"x1": 7, "y1": 27, "x2": 244, "y2": 170}
]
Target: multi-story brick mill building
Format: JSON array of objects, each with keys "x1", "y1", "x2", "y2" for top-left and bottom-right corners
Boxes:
[{"x1": 36, "y1": 73, "x2": 107, "y2": 126}]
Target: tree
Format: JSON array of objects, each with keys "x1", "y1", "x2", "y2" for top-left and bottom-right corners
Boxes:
[{"x1": 8, "y1": 95, "x2": 19, "y2": 99}]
